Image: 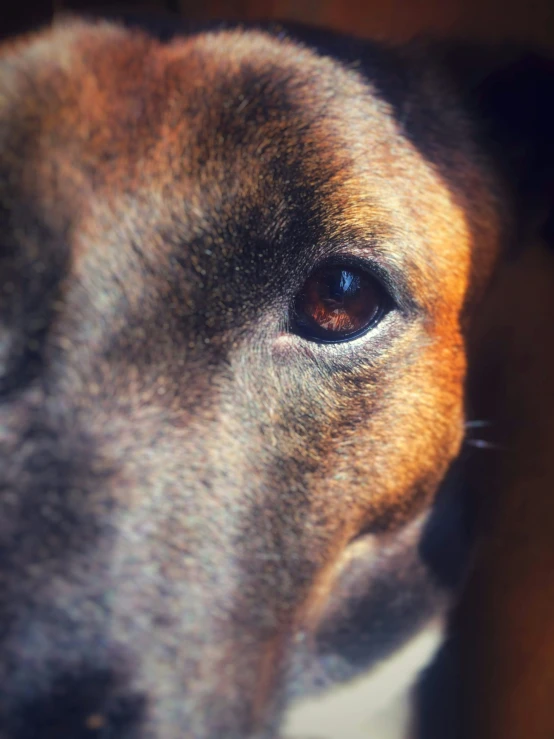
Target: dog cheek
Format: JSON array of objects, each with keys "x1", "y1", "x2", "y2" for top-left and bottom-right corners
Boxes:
[{"x1": 329, "y1": 350, "x2": 464, "y2": 524}]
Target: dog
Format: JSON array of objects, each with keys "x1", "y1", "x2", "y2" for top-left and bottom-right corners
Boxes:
[{"x1": 1, "y1": 14, "x2": 553, "y2": 739}]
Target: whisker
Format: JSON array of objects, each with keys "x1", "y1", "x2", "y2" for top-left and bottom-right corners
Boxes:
[
  {"x1": 464, "y1": 420, "x2": 494, "y2": 429},
  {"x1": 464, "y1": 438, "x2": 504, "y2": 450}
]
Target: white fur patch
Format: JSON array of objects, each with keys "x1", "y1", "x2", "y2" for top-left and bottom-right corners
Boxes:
[{"x1": 282, "y1": 621, "x2": 444, "y2": 739}]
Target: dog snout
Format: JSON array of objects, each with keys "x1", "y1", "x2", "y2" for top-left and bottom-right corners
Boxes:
[{"x1": 0, "y1": 394, "x2": 318, "y2": 739}]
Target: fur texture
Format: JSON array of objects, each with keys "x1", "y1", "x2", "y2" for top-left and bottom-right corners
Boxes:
[{"x1": 0, "y1": 17, "x2": 549, "y2": 739}]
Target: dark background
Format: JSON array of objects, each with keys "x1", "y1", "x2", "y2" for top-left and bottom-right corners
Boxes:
[{"x1": 3, "y1": 0, "x2": 554, "y2": 46}]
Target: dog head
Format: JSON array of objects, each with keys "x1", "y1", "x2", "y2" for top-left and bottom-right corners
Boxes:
[{"x1": 0, "y1": 18, "x2": 551, "y2": 739}]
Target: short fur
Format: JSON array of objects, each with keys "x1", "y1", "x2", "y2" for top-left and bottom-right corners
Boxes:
[{"x1": 0, "y1": 16, "x2": 551, "y2": 739}]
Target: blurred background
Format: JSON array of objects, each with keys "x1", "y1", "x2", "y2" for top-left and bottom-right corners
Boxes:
[{"x1": 3, "y1": 0, "x2": 554, "y2": 46}]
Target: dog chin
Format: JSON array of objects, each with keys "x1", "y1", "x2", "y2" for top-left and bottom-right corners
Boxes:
[{"x1": 282, "y1": 619, "x2": 445, "y2": 739}]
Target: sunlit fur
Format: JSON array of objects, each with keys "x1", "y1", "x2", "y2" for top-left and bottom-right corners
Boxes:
[{"x1": 0, "y1": 17, "x2": 514, "y2": 739}]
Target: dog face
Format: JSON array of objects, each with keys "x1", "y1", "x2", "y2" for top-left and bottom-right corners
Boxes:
[{"x1": 0, "y1": 19, "x2": 506, "y2": 739}]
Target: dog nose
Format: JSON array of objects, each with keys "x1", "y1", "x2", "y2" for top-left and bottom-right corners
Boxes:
[{"x1": 6, "y1": 667, "x2": 147, "y2": 739}]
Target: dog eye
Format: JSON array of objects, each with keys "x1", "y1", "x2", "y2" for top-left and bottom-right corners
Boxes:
[{"x1": 292, "y1": 263, "x2": 388, "y2": 342}]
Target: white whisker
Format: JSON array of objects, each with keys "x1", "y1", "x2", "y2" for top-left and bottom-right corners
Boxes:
[{"x1": 465, "y1": 438, "x2": 504, "y2": 450}]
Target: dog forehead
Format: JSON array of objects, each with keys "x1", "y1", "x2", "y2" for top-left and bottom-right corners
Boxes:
[
  {"x1": 1, "y1": 20, "x2": 498, "y2": 311},
  {"x1": 1, "y1": 21, "x2": 422, "y2": 191}
]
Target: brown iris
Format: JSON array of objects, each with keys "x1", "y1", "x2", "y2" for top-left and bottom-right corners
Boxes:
[{"x1": 293, "y1": 264, "x2": 386, "y2": 342}]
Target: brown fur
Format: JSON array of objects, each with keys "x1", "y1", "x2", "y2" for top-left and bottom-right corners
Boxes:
[{"x1": 0, "y1": 16, "x2": 550, "y2": 739}]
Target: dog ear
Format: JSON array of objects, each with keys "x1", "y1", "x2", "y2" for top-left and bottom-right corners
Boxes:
[{"x1": 444, "y1": 43, "x2": 554, "y2": 245}]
